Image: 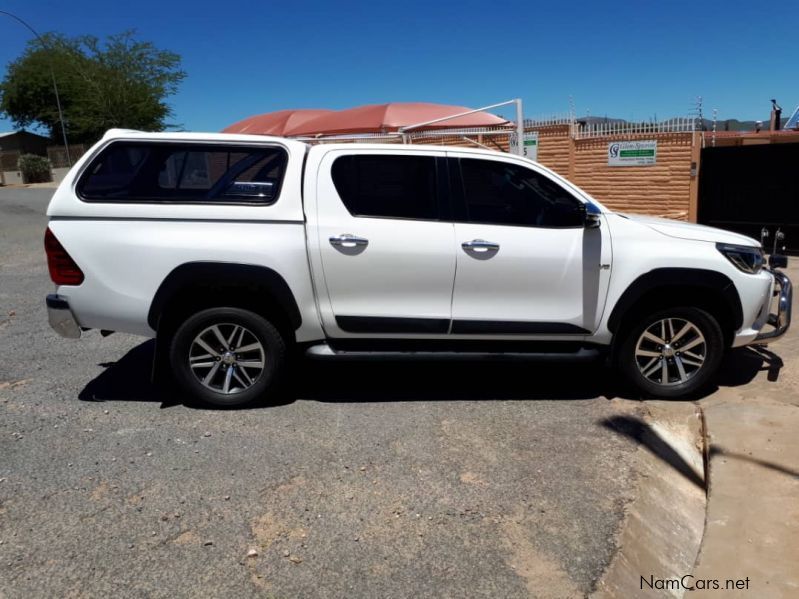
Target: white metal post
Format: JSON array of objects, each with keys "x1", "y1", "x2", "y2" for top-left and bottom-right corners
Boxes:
[{"x1": 514, "y1": 98, "x2": 524, "y2": 156}]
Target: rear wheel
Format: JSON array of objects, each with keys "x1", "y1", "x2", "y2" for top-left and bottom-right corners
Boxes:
[
  {"x1": 619, "y1": 306, "x2": 725, "y2": 399},
  {"x1": 169, "y1": 307, "x2": 286, "y2": 408}
]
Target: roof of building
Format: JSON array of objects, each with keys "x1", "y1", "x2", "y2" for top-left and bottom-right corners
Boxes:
[{"x1": 0, "y1": 130, "x2": 50, "y2": 139}]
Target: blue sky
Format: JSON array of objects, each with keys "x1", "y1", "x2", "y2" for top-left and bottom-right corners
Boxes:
[{"x1": 1, "y1": 0, "x2": 797, "y2": 134}]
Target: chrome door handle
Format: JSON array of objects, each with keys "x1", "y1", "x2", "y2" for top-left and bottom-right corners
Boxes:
[
  {"x1": 462, "y1": 239, "x2": 499, "y2": 253},
  {"x1": 329, "y1": 234, "x2": 369, "y2": 248}
]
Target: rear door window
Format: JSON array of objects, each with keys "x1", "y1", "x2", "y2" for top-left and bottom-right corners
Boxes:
[
  {"x1": 78, "y1": 142, "x2": 288, "y2": 204},
  {"x1": 331, "y1": 154, "x2": 440, "y2": 220}
]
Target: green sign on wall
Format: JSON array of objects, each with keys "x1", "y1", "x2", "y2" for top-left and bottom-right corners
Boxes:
[
  {"x1": 510, "y1": 131, "x2": 538, "y2": 160},
  {"x1": 608, "y1": 140, "x2": 657, "y2": 166},
  {"x1": 523, "y1": 133, "x2": 538, "y2": 160}
]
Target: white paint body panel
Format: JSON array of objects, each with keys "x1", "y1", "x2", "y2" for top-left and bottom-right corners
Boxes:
[
  {"x1": 45, "y1": 131, "x2": 777, "y2": 351},
  {"x1": 49, "y1": 220, "x2": 322, "y2": 341},
  {"x1": 621, "y1": 213, "x2": 759, "y2": 246},
  {"x1": 446, "y1": 150, "x2": 612, "y2": 334},
  {"x1": 599, "y1": 214, "x2": 773, "y2": 346},
  {"x1": 305, "y1": 146, "x2": 455, "y2": 338},
  {"x1": 47, "y1": 131, "x2": 323, "y2": 342}
]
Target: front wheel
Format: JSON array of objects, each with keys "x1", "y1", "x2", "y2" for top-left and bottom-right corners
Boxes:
[
  {"x1": 169, "y1": 307, "x2": 286, "y2": 408},
  {"x1": 618, "y1": 307, "x2": 725, "y2": 399}
]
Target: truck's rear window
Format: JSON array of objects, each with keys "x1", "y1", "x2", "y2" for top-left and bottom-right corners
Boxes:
[{"x1": 77, "y1": 142, "x2": 288, "y2": 204}]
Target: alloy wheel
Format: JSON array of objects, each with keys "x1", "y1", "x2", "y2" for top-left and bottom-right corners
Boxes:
[
  {"x1": 188, "y1": 323, "x2": 266, "y2": 394},
  {"x1": 635, "y1": 317, "x2": 706, "y2": 386}
]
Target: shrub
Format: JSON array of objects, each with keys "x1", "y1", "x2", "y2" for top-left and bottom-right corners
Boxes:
[{"x1": 17, "y1": 154, "x2": 52, "y2": 184}]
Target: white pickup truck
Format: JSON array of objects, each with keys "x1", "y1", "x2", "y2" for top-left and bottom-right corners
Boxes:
[{"x1": 44, "y1": 130, "x2": 792, "y2": 407}]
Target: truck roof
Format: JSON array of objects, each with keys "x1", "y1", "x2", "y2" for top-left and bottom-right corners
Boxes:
[{"x1": 102, "y1": 128, "x2": 306, "y2": 148}]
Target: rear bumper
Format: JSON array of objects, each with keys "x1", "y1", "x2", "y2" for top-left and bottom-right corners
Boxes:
[
  {"x1": 46, "y1": 294, "x2": 82, "y2": 339},
  {"x1": 754, "y1": 270, "x2": 792, "y2": 343}
]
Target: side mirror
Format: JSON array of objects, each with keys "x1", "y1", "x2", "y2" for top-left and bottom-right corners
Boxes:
[
  {"x1": 582, "y1": 203, "x2": 602, "y2": 229},
  {"x1": 769, "y1": 254, "x2": 788, "y2": 269}
]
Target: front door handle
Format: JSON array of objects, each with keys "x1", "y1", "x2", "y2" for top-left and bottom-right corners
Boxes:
[
  {"x1": 330, "y1": 234, "x2": 369, "y2": 248},
  {"x1": 462, "y1": 239, "x2": 500, "y2": 253}
]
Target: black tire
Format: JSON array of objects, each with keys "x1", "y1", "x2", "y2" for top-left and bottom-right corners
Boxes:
[
  {"x1": 169, "y1": 307, "x2": 286, "y2": 408},
  {"x1": 618, "y1": 306, "x2": 725, "y2": 399}
]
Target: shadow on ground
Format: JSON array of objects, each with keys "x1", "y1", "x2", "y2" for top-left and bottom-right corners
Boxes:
[
  {"x1": 299, "y1": 359, "x2": 625, "y2": 403},
  {"x1": 601, "y1": 415, "x2": 706, "y2": 490},
  {"x1": 78, "y1": 341, "x2": 782, "y2": 409},
  {"x1": 709, "y1": 445, "x2": 799, "y2": 479},
  {"x1": 78, "y1": 340, "x2": 182, "y2": 408},
  {"x1": 717, "y1": 345, "x2": 784, "y2": 385}
]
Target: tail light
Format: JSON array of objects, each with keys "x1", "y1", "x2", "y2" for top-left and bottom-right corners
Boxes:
[{"x1": 44, "y1": 227, "x2": 84, "y2": 285}]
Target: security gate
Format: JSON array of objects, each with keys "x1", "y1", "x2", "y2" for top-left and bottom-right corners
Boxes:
[{"x1": 698, "y1": 143, "x2": 799, "y2": 253}]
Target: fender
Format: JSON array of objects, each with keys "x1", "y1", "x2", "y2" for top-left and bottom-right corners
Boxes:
[
  {"x1": 147, "y1": 262, "x2": 302, "y2": 331},
  {"x1": 607, "y1": 268, "x2": 743, "y2": 333}
]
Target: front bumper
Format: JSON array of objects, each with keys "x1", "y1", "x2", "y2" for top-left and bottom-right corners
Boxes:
[
  {"x1": 46, "y1": 294, "x2": 82, "y2": 339},
  {"x1": 754, "y1": 270, "x2": 792, "y2": 343}
]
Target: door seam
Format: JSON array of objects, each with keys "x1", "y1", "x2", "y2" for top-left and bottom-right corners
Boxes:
[{"x1": 447, "y1": 222, "x2": 457, "y2": 335}]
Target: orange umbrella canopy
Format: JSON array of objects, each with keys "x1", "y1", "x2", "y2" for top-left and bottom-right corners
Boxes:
[
  {"x1": 285, "y1": 102, "x2": 510, "y2": 136},
  {"x1": 222, "y1": 109, "x2": 333, "y2": 135}
]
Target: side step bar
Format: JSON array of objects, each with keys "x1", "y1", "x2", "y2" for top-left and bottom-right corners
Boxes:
[{"x1": 305, "y1": 344, "x2": 603, "y2": 362}]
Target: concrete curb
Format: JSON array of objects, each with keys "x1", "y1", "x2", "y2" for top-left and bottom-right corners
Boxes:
[{"x1": 593, "y1": 402, "x2": 706, "y2": 599}]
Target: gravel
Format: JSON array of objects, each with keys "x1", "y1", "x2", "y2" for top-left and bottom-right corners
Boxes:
[{"x1": 0, "y1": 186, "x2": 641, "y2": 598}]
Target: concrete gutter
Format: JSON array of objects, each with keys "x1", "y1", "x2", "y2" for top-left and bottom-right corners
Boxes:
[
  {"x1": 593, "y1": 401, "x2": 707, "y2": 599},
  {"x1": 595, "y1": 263, "x2": 798, "y2": 598},
  {"x1": 594, "y1": 396, "x2": 799, "y2": 598}
]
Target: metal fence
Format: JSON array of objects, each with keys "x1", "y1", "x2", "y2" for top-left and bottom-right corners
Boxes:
[
  {"x1": 573, "y1": 117, "x2": 696, "y2": 140},
  {"x1": 293, "y1": 116, "x2": 570, "y2": 152},
  {"x1": 293, "y1": 114, "x2": 696, "y2": 147},
  {"x1": 523, "y1": 114, "x2": 573, "y2": 127}
]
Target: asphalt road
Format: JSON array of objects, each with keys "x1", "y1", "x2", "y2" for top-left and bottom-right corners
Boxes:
[{"x1": 0, "y1": 186, "x2": 645, "y2": 598}]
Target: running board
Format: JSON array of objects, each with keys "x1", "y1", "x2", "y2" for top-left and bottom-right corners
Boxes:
[{"x1": 305, "y1": 344, "x2": 603, "y2": 362}]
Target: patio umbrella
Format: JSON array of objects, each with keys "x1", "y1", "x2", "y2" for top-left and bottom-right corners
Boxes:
[
  {"x1": 284, "y1": 102, "x2": 510, "y2": 136},
  {"x1": 222, "y1": 109, "x2": 333, "y2": 136}
]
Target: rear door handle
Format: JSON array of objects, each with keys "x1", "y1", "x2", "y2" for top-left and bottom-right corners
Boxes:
[
  {"x1": 330, "y1": 234, "x2": 369, "y2": 248},
  {"x1": 461, "y1": 239, "x2": 500, "y2": 253}
]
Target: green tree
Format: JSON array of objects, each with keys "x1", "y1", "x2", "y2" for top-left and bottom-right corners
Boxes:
[{"x1": 0, "y1": 31, "x2": 186, "y2": 144}]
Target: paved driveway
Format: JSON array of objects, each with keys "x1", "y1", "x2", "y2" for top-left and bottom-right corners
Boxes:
[{"x1": 0, "y1": 185, "x2": 771, "y2": 598}]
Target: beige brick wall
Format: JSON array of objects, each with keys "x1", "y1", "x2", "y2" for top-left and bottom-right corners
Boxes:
[
  {"x1": 521, "y1": 128, "x2": 696, "y2": 221},
  {"x1": 570, "y1": 133, "x2": 695, "y2": 220},
  {"x1": 530, "y1": 125, "x2": 571, "y2": 177}
]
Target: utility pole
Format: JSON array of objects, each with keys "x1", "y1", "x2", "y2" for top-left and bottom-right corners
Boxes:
[{"x1": 0, "y1": 10, "x2": 71, "y2": 166}]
